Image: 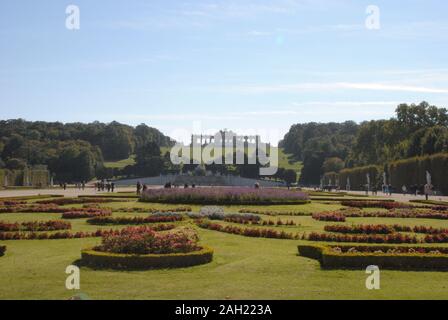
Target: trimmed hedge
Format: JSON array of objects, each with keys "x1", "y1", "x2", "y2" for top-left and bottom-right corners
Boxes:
[
  {"x1": 410, "y1": 199, "x2": 448, "y2": 206},
  {"x1": 337, "y1": 165, "x2": 382, "y2": 191},
  {"x1": 298, "y1": 244, "x2": 448, "y2": 270},
  {"x1": 390, "y1": 153, "x2": 448, "y2": 195},
  {"x1": 0, "y1": 168, "x2": 50, "y2": 188},
  {"x1": 0, "y1": 245, "x2": 6, "y2": 256},
  {"x1": 81, "y1": 246, "x2": 214, "y2": 270},
  {"x1": 326, "y1": 153, "x2": 448, "y2": 195}
]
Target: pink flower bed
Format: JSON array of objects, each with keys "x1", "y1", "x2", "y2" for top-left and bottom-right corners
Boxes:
[
  {"x1": 94, "y1": 226, "x2": 201, "y2": 255},
  {"x1": 141, "y1": 187, "x2": 309, "y2": 205}
]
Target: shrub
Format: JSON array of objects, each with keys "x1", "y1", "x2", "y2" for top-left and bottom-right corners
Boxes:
[
  {"x1": 196, "y1": 220, "x2": 298, "y2": 240},
  {"x1": 298, "y1": 244, "x2": 448, "y2": 270},
  {"x1": 324, "y1": 224, "x2": 402, "y2": 234},
  {"x1": 340, "y1": 208, "x2": 448, "y2": 220},
  {"x1": 307, "y1": 232, "x2": 418, "y2": 244},
  {"x1": 95, "y1": 226, "x2": 200, "y2": 255},
  {"x1": 140, "y1": 187, "x2": 309, "y2": 205},
  {"x1": 0, "y1": 220, "x2": 71, "y2": 232},
  {"x1": 341, "y1": 200, "x2": 410, "y2": 209},
  {"x1": 0, "y1": 224, "x2": 176, "y2": 241},
  {"x1": 115, "y1": 206, "x2": 192, "y2": 213},
  {"x1": 36, "y1": 197, "x2": 125, "y2": 206},
  {"x1": 61, "y1": 208, "x2": 112, "y2": 219},
  {"x1": 413, "y1": 225, "x2": 448, "y2": 235},
  {"x1": 224, "y1": 216, "x2": 295, "y2": 227},
  {"x1": 87, "y1": 215, "x2": 183, "y2": 225},
  {"x1": 312, "y1": 212, "x2": 346, "y2": 222},
  {"x1": 238, "y1": 208, "x2": 310, "y2": 216},
  {"x1": 424, "y1": 233, "x2": 448, "y2": 243},
  {"x1": 81, "y1": 246, "x2": 213, "y2": 270}
]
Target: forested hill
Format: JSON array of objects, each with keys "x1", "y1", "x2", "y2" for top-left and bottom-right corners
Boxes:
[
  {"x1": 0, "y1": 119, "x2": 174, "y2": 181},
  {"x1": 279, "y1": 102, "x2": 448, "y2": 185}
]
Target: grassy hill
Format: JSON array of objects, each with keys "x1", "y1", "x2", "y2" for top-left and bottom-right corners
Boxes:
[{"x1": 104, "y1": 147, "x2": 302, "y2": 177}]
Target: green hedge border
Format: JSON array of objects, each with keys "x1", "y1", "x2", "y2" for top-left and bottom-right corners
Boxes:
[
  {"x1": 0, "y1": 245, "x2": 6, "y2": 257},
  {"x1": 410, "y1": 199, "x2": 448, "y2": 206},
  {"x1": 298, "y1": 244, "x2": 448, "y2": 270},
  {"x1": 81, "y1": 246, "x2": 214, "y2": 270}
]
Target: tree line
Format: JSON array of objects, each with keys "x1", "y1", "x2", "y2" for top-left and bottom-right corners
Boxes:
[
  {"x1": 0, "y1": 119, "x2": 173, "y2": 183},
  {"x1": 279, "y1": 102, "x2": 448, "y2": 185}
]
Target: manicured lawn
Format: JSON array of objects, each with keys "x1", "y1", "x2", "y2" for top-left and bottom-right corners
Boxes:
[
  {"x1": 104, "y1": 155, "x2": 136, "y2": 169},
  {"x1": 1, "y1": 199, "x2": 448, "y2": 300}
]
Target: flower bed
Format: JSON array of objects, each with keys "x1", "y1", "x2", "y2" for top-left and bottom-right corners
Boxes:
[
  {"x1": 409, "y1": 199, "x2": 448, "y2": 207},
  {"x1": 324, "y1": 224, "x2": 411, "y2": 235},
  {"x1": 0, "y1": 224, "x2": 176, "y2": 241},
  {"x1": 332, "y1": 209, "x2": 448, "y2": 220},
  {"x1": 36, "y1": 197, "x2": 124, "y2": 206},
  {"x1": 196, "y1": 220, "x2": 299, "y2": 240},
  {"x1": 224, "y1": 217, "x2": 296, "y2": 226},
  {"x1": 81, "y1": 246, "x2": 214, "y2": 270},
  {"x1": 115, "y1": 206, "x2": 192, "y2": 213},
  {"x1": 0, "y1": 203, "x2": 112, "y2": 216},
  {"x1": 140, "y1": 187, "x2": 309, "y2": 205},
  {"x1": 312, "y1": 212, "x2": 346, "y2": 222},
  {"x1": 81, "y1": 226, "x2": 213, "y2": 269},
  {"x1": 0, "y1": 220, "x2": 71, "y2": 232},
  {"x1": 87, "y1": 215, "x2": 183, "y2": 225},
  {"x1": 413, "y1": 226, "x2": 448, "y2": 235},
  {"x1": 0, "y1": 245, "x2": 5, "y2": 256},
  {"x1": 298, "y1": 244, "x2": 448, "y2": 270},
  {"x1": 307, "y1": 232, "x2": 418, "y2": 244},
  {"x1": 61, "y1": 208, "x2": 112, "y2": 219},
  {"x1": 341, "y1": 200, "x2": 410, "y2": 209},
  {"x1": 238, "y1": 209, "x2": 310, "y2": 216},
  {"x1": 424, "y1": 234, "x2": 448, "y2": 243},
  {"x1": 0, "y1": 200, "x2": 26, "y2": 206}
]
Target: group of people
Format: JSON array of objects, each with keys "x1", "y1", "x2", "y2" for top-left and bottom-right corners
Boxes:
[
  {"x1": 59, "y1": 182, "x2": 85, "y2": 190},
  {"x1": 401, "y1": 184, "x2": 434, "y2": 200},
  {"x1": 95, "y1": 180, "x2": 115, "y2": 193},
  {"x1": 136, "y1": 181, "x2": 147, "y2": 195}
]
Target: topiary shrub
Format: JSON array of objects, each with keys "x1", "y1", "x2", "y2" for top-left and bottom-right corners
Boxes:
[
  {"x1": 81, "y1": 246, "x2": 214, "y2": 270},
  {"x1": 80, "y1": 226, "x2": 214, "y2": 269},
  {"x1": 298, "y1": 244, "x2": 448, "y2": 270}
]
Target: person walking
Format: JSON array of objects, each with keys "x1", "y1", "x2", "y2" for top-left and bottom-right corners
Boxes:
[
  {"x1": 136, "y1": 181, "x2": 142, "y2": 195},
  {"x1": 402, "y1": 185, "x2": 407, "y2": 196},
  {"x1": 111, "y1": 182, "x2": 115, "y2": 193}
]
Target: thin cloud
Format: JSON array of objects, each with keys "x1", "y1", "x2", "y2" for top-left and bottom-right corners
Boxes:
[{"x1": 222, "y1": 82, "x2": 448, "y2": 94}]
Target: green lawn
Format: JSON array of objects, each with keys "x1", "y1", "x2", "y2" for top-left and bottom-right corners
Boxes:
[
  {"x1": 104, "y1": 155, "x2": 136, "y2": 169},
  {"x1": 102, "y1": 147, "x2": 302, "y2": 174},
  {"x1": 1, "y1": 199, "x2": 448, "y2": 300}
]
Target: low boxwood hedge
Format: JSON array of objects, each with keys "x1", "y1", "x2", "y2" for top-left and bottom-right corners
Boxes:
[
  {"x1": 298, "y1": 244, "x2": 448, "y2": 270},
  {"x1": 410, "y1": 199, "x2": 448, "y2": 206},
  {"x1": 0, "y1": 245, "x2": 6, "y2": 257},
  {"x1": 81, "y1": 246, "x2": 214, "y2": 270}
]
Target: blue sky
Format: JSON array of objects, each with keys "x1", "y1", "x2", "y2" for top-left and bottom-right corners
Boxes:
[{"x1": 1, "y1": 0, "x2": 448, "y2": 144}]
